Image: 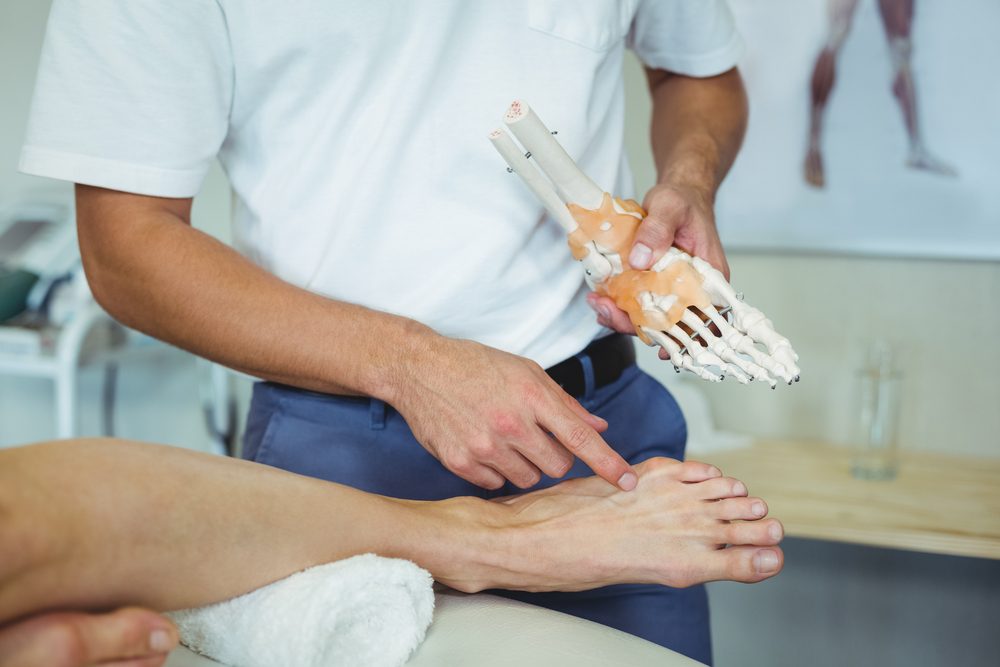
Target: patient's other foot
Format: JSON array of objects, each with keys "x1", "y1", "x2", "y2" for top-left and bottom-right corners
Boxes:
[
  {"x1": 496, "y1": 457, "x2": 784, "y2": 591},
  {"x1": 0, "y1": 607, "x2": 177, "y2": 667}
]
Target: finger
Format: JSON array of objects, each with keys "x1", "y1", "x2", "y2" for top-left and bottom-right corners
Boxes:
[
  {"x1": 490, "y1": 448, "x2": 545, "y2": 489},
  {"x1": 712, "y1": 496, "x2": 769, "y2": 521},
  {"x1": 556, "y1": 390, "x2": 608, "y2": 433},
  {"x1": 77, "y1": 608, "x2": 176, "y2": 663},
  {"x1": 449, "y1": 458, "x2": 506, "y2": 490},
  {"x1": 0, "y1": 608, "x2": 176, "y2": 667},
  {"x1": 705, "y1": 245, "x2": 731, "y2": 281},
  {"x1": 587, "y1": 294, "x2": 636, "y2": 334},
  {"x1": 515, "y1": 431, "x2": 575, "y2": 479},
  {"x1": 680, "y1": 224, "x2": 729, "y2": 280},
  {"x1": 629, "y1": 214, "x2": 677, "y2": 270},
  {"x1": 539, "y1": 407, "x2": 635, "y2": 491}
]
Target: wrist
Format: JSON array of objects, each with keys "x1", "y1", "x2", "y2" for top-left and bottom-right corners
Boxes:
[
  {"x1": 656, "y1": 138, "x2": 722, "y2": 203},
  {"x1": 364, "y1": 316, "x2": 440, "y2": 404}
]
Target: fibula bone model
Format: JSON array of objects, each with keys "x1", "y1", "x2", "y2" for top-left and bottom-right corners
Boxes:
[{"x1": 489, "y1": 100, "x2": 800, "y2": 387}]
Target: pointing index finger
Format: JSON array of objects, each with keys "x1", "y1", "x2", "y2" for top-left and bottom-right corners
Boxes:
[{"x1": 540, "y1": 404, "x2": 636, "y2": 491}]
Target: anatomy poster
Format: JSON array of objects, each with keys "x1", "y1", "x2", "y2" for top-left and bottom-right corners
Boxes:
[{"x1": 715, "y1": 0, "x2": 1000, "y2": 260}]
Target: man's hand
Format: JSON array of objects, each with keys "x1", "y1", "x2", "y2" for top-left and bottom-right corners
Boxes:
[
  {"x1": 0, "y1": 608, "x2": 177, "y2": 667},
  {"x1": 587, "y1": 181, "x2": 729, "y2": 337},
  {"x1": 633, "y1": 182, "x2": 729, "y2": 279},
  {"x1": 587, "y1": 66, "x2": 746, "y2": 343},
  {"x1": 389, "y1": 335, "x2": 637, "y2": 492}
]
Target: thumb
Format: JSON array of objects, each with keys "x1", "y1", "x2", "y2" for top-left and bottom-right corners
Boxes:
[
  {"x1": 628, "y1": 213, "x2": 677, "y2": 270},
  {"x1": 0, "y1": 608, "x2": 177, "y2": 667}
]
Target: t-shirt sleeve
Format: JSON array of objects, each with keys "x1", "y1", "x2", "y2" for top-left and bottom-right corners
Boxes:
[
  {"x1": 627, "y1": 0, "x2": 743, "y2": 77},
  {"x1": 19, "y1": 0, "x2": 233, "y2": 198}
]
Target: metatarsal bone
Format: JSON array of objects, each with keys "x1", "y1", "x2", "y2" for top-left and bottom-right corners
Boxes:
[
  {"x1": 503, "y1": 100, "x2": 604, "y2": 210},
  {"x1": 700, "y1": 307, "x2": 780, "y2": 387},
  {"x1": 667, "y1": 324, "x2": 729, "y2": 379},
  {"x1": 679, "y1": 308, "x2": 764, "y2": 376},
  {"x1": 488, "y1": 128, "x2": 579, "y2": 234},
  {"x1": 691, "y1": 257, "x2": 801, "y2": 382},
  {"x1": 645, "y1": 328, "x2": 723, "y2": 382},
  {"x1": 679, "y1": 311, "x2": 754, "y2": 384}
]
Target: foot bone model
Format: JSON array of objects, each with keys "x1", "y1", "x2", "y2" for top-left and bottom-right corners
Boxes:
[{"x1": 489, "y1": 100, "x2": 800, "y2": 386}]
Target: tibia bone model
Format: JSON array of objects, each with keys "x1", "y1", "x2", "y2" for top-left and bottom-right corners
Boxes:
[{"x1": 489, "y1": 100, "x2": 800, "y2": 387}]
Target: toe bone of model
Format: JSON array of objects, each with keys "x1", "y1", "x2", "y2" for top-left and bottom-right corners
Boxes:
[{"x1": 490, "y1": 100, "x2": 800, "y2": 386}]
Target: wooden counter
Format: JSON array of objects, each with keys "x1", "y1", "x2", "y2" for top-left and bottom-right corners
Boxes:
[{"x1": 699, "y1": 440, "x2": 1000, "y2": 560}]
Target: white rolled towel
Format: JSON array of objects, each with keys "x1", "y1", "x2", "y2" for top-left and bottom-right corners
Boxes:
[{"x1": 167, "y1": 554, "x2": 435, "y2": 667}]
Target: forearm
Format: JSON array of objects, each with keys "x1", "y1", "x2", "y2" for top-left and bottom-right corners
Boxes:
[
  {"x1": 76, "y1": 185, "x2": 432, "y2": 399},
  {"x1": 647, "y1": 68, "x2": 748, "y2": 198},
  {"x1": 0, "y1": 439, "x2": 500, "y2": 622}
]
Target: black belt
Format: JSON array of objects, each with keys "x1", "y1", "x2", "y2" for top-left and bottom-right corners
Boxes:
[{"x1": 545, "y1": 333, "x2": 635, "y2": 398}]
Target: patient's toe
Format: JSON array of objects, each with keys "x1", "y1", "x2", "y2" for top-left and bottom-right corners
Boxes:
[
  {"x1": 676, "y1": 460, "x2": 723, "y2": 482},
  {"x1": 723, "y1": 518, "x2": 783, "y2": 546},
  {"x1": 720, "y1": 546, "x2": 785, "y2": 583},
  {"x1": 695, "y1": 476, "x2": 748, "y2": 500},
  {"x1": 713, "y1": 497, "x2": 768, "y2": 521}
]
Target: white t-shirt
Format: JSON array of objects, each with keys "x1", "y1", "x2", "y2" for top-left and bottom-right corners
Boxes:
[{"x1": 21, "y1": 0, "x2": 741, "y2": 368}]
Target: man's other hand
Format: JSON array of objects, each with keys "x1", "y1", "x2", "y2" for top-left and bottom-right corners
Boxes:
[
  {"x1": 588, "y1": 182, "x2": 729, "y2": 339},
  {"x1": 391, "y1": 337, "x2": 637, "y2": 492}
]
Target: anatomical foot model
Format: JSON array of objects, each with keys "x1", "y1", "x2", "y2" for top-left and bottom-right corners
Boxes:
[{"x1": 490, "y1": 100, "x2": 800, "y2": 386}]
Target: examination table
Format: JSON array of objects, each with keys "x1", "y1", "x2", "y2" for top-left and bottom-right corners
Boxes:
[{"x1": 164, "y1": 588, "x2": 699, "y2": 666}]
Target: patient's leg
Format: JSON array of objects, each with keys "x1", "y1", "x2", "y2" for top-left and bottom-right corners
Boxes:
[{"x1": 0, "y1": 440, "x2": 779, "y2": 630}]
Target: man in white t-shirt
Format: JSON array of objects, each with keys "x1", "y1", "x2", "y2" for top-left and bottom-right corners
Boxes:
[{"x1": 21, "y1": 1, "x2": 780, "y2": 663}]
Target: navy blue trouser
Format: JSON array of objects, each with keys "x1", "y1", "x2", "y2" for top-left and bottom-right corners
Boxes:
[{"x1": 242, "y1": 361, "x2": 712, "y2": 664}]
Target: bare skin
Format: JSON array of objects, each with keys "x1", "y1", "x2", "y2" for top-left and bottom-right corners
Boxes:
[
  {"x1": 805, "y1": 0, "x2": 956, "y2": 188},
  {"x1": 588, "y1": 67, "x2": 748, "y2": 358},
  {"x1": 0, "y1": 439, "x2": 783, "y2": 666}
]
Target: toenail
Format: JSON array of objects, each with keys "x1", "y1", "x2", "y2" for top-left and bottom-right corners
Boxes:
[
  {"x1": 752, "y1": 501, "x2": 765, "y2": 517},
  {"x1": 754, "y1": 550, "x2": 780, "y2": 573},
  {"x1": 708, "y1": 466, "x2": 722, "y2": 477},
  {"x1": 733, "y1": 481, "x2": 746, "y2": 496},
  {"x1": 768, "y1": 523, "x2": 783, "y2": 541}
]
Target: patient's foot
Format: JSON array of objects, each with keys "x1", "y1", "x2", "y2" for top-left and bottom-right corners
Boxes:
[
  {"x1": 0, "y1": 607, "x2": 177, "y2": 667},
  {"x1": 494, "y1": 457, "x2": 783, "y2": 591}
]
